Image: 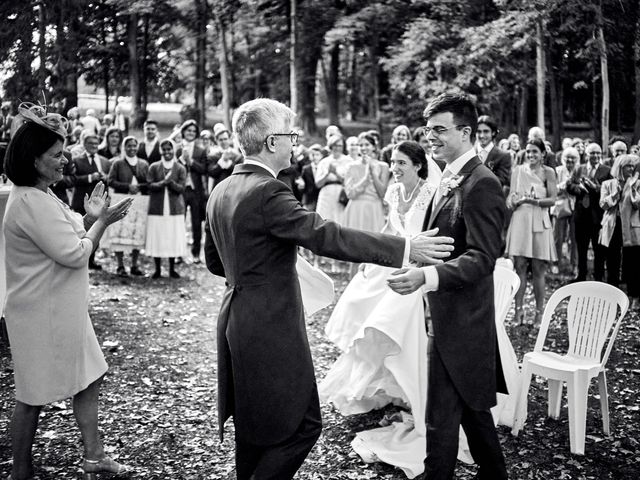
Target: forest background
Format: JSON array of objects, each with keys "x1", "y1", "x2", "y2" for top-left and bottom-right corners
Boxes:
[{"x1": 1, "y1": 0, "x2": 639, "y2": 148}]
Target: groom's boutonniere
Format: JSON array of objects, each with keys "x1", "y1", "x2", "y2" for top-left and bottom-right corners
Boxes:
[{"x1": 440, "y1": 175, "x2": 465, "y2": 198}]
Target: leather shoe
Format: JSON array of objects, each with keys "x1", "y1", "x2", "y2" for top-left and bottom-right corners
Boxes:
[
  {"x1": 130, "y1": 266, "x2": 144, "y2": 276},
  {"x1": 169, "y1": 270, "x2": 181, "y2": 279},
  {"x1": 88, "y1": 261, "x2": 102, "y2": 271}
]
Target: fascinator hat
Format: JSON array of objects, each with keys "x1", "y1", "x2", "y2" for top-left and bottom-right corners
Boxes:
[{"x1": 11, "y1": 102, "x2": 69, "y2": 140}]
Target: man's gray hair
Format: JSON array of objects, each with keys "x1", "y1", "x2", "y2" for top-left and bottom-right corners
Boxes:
[{"x1": 232, "y1": 98, "x2": 295, "y2": 156}]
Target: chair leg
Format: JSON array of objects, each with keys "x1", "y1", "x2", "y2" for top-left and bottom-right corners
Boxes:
[
  {"x1": 512, "y1": 363, "x2": 532, "y2": 436},
  {"x1": 567, "y1": 370, "x2": 589, "y2": 455},
  {"x1": 597, "y1": 370, "x2": 610, "y2": 436},
  {"x1": 548, "y1": 379, "x2": 563, "y2": 420}
]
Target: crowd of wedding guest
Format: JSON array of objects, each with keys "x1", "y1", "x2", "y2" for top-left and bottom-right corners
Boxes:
[{"x1": 1, "y1": 102, "x2": 639, "y2": 313}]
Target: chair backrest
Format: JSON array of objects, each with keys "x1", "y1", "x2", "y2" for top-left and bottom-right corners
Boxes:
[
  {"x1": 493, "y1": 265, "x2": 520, "y2": 324},
  {"x1": 534, "y1": 281, "x2": 629, "y2": 365}
]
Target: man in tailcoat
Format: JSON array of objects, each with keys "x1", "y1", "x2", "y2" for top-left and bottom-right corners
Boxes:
[
  {"x1": 203, "y1": 98, "x2": 454, "y2": 480},
  {"x1": 388, "y1": 93, "x2": 508, "y2": 480}
]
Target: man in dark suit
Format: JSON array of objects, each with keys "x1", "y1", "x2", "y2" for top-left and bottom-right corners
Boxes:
[
  {"x1": 71, "y1": 132, "x2": 111, "y2": 269},
  {"x1": 137, "y1": 119, "x2": 161, "y2": 164},
  {"x1": 203, "y1": 98, "x2": 454, "y2": 480},
  {"x1": 476, "y1": 115, "x2": 511, "y2": 195},
  {"x1": 388, "y1": 93, "x2": 508, "y2": 480},
  {"x1": 566, "y1": 142, "x2": 612, "y2": 282}
]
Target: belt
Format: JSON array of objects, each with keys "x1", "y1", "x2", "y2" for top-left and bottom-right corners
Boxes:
[{"x1": 324, "y1": 180, "x2": 342, "y2": 186}]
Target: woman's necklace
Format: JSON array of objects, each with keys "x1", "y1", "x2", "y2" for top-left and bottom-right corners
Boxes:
[{"x1": 401, "y1": 179, "x2": 423, "y2": 203}]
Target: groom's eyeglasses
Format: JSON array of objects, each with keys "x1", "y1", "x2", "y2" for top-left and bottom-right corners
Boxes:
[
  {"x1": 265, "y1": 132, "x2": 299, "y2": 145},
  {"x1": 423, "y1": 125, "x2": 467, "y2": 137}
]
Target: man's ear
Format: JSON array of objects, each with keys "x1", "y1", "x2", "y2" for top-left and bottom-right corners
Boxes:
[{"x1": 265, "y1": 135, "x2": 276, "y2": 153}]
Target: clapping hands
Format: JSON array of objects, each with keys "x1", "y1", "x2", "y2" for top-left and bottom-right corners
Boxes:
[{"x1": 84, "y1": 182, "x2": 133, "y2": 226}]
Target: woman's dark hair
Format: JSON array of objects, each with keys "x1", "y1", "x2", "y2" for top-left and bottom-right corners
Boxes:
[
  {"x1": 393, "y1": 140, "x2": 428, "y2": 179},
  {"x1": 526, "y1": 138, "x2": 546, "y2": 154},
  {"x1": 358, "y1": 131, "x2": 378, "y2": 149},
  {"x1": 4, "y1": 121, "x2": 65, "y2": 186}
]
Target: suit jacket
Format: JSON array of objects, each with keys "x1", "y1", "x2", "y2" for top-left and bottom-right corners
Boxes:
[
  {"x1": 566, "y1": 164, "x2": 611, "y2": 226},
  {"x1": 301, "y1": 163, "x2": 320, "y2": 209},
  {"x1": 484, "y1": 146, "x2": 512, "y2": 193},
  {"x1": 70, "y1": 152, "x2": 112, "y2": 214},
  {"x1": 204, "y1": 163, "x2": 405, "y2": 446},
  {"x1": 137, "y1": 140, "x2": 162, "y2": 164},
  {"x1": 207, "y1": 148, "x2": 243, "y2": 190},
  {"x1": 424, "y1": 156, "x2": 507, "y2": 411},
  {"x1": 176, "y1": 144, "x2": 208, "y2": 196}
]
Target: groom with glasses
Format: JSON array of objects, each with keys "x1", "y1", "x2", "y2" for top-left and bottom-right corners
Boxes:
[{"x1": 388, "y1": 92, "x2": 509, "y2": 480}]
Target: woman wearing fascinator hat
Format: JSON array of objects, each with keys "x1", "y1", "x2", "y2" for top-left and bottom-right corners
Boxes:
[{"x1": 3, "y1": 104, "x2": 133, "y2": 479}]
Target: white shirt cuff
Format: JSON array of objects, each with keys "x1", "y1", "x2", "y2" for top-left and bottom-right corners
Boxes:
[
  {"x1": 402, "y1": 237, "x2": 411, "y2": 266},
  {"x1": 421, "y1": 266, "x2": 439, "y2": 293}
]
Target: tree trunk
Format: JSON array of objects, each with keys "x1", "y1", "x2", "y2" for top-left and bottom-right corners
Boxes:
[
  {"x1": 194, "y1": 0, "x2": 207, "y2": 128},
  {"x1": 289, "y1": 0, "x2": 298, "y2": 117},
  {"x1": 597, "y1": 6, "x2": 609, "y2": 150},
  {"x1": 38, "y1": 0, "x2": 47, "y2": 94},
  {"x1": 296, "y1": 54, "x2": 319, "y2": 135},
  {"x1": 217, "y1": 17, "x2": 232, "y2": 129},
  {"x1": 535, "y1": 19, "x2": 545, "y2": 131},
  {"x1": 52, "y1": 0, "x2": 78, "y2": 110},
  {"x1": 348, "y1": 43, "x2": 358, "y2": 121},
  {"x1": 323, "y1": 43, "x2": 340, "y2": 127},
  {"x1": 634, "y1": 12, "x2": 640, "y2": 143},
  {"x1": 141, "y1": 14, "x2": 149, "y2": 112},
  {"x1": 101, "y1": 7, "x2": 109, "y2": 113},
  {"x1": 127, "y1": 13, "x2": 144, "y2": 128},
  {"x1": 548, "y1": 56, "x2": 563, "y2": 150},
  {"x1": 368, "y1": 43, "x2": 382, "y2": 135},
  {"x1": 518, "y1": 84, "x2": 529, "y2": 141}
]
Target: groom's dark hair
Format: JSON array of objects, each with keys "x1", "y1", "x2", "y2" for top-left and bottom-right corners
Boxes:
[{"x1": 423, "y1": 92, "x2": 478, "y2": 137}]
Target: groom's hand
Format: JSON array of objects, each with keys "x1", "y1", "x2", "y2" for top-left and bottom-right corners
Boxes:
[
  {"x1": 387, "y1": 267, "x2": 425, "y2": 295},
  {"x1": 409, "y1": 228, "x2": 454, "y2": 265}
]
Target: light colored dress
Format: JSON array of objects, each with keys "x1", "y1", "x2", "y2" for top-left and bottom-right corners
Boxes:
[
  {"x1": 342, "y1": 161, "x2": 386, "y2": 233},
  {"x1": 3, "y1": 187, "x2": 108, "y2": 405},
  {"x1": 505, "y1": 165, "x2": 557, "y2": 261},
  {"x1": 315, "y1": 154, "x2": 351, "y2": 224},
  {"x1": 320, "y1": 160, "x2": 521, "y2": 478}
]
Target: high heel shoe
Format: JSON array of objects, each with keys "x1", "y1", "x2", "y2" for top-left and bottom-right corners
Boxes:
[{"x1": 82, "y1": 456, "x2": 131, "y2": 478}]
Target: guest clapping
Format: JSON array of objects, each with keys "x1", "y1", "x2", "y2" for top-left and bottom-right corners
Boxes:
[
  {"x1": 146, "y1": 138, "x2": 187, "y2": 278},
  {"x1": 505, "y1": 138, "x2": 557, "y2": 324},
  {"x1": 107, "y1": 136, "x2": 150, "y2": 276},
  {"x1": 3, "y1": 104, "x2": 132, "y2": 480}
]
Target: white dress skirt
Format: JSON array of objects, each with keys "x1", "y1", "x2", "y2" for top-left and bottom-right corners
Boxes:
[
  {"x1": 145, "y1": 187, "x2": 187, "y2": 258},
  {"x1": 319, "y1": 164, "x2": 521, "y2": 478}
]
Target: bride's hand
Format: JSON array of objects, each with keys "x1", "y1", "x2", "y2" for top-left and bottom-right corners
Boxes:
[
  {"x1": 387, "y1": 267, "x2": 425, "y2": 295},
  {"x1": 84, "y1": 182, "x2": 107, "y2": 220}
]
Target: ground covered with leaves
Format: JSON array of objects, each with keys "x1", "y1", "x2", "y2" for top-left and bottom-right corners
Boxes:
[{"x1": 1, "y1": 257, "x2": 639, "y2": 479}]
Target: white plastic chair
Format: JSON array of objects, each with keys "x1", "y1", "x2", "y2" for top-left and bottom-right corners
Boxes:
[
  {"x1": 511, "y1": 281, "x2": 629, "y2": 454},
  {"x1": 492, "y1": 263, "x2": 521, "y2": 427}
]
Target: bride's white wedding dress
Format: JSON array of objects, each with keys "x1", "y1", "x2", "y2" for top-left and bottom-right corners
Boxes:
[{"x1": 319, "y1": 162, "x2": 521, "y2": 479}]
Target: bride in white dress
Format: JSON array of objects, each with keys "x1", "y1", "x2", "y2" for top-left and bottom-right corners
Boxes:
[{"x1": 319, "y1": 141, "x2": 520, "y2": 478}]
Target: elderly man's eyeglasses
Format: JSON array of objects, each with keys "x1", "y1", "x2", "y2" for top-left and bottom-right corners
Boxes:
[
  {"x1": 424, "y1": 125, "x2": 467, "y2": 136},
  {"x1": 265, "y1": 132, "x2": 299, "y2": 145}
]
